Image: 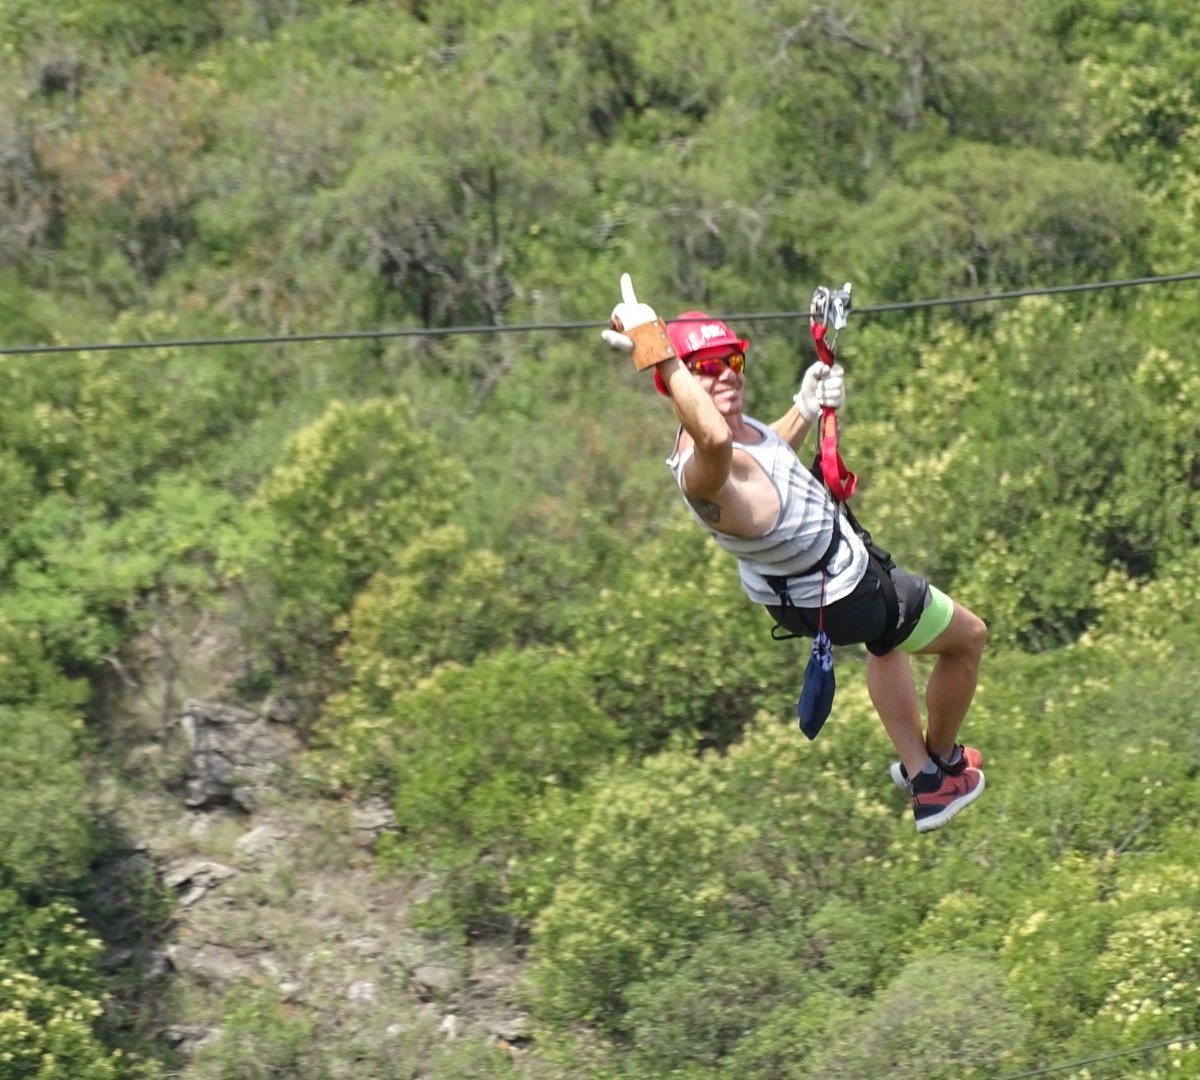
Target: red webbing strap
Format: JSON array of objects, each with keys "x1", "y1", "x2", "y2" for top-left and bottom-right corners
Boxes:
[{"x1": 810, "y1": 321, "x2": 857, "y2": 502}]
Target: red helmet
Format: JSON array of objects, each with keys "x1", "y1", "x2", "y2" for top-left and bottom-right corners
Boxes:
[{"x1": 655, "y1": 311, "x2": 751, "y2": 395}]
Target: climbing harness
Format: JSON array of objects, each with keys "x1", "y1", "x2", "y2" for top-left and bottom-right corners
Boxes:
[
  {"x1": 805, "y1": 281, "x2": 899, "y2": 651},
  {"x1": 770, "y1": 280, "x2": 905, "y2": 736},
  {"x1": 809, "y1": 282, "x2": 858, "y2": 502}
]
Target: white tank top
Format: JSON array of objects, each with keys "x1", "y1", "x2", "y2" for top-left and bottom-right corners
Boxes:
[{"x1": 666, "y1": 417, "x2": 868, "y2": 607}]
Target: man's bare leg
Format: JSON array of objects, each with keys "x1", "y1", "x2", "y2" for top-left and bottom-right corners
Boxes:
[
  {"x1": 867, "y1": 649, "x2": 930, "y2": 778},
  {"x1": 917, "y1": 601, "x2": 988, "y2": 760}
]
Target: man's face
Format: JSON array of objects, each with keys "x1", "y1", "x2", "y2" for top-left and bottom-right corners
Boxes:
[{"x1": 686, "y1": 349, "x2": 745, "y2": 415}]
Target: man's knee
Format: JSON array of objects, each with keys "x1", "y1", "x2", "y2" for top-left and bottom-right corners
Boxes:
[
  {"x1": 958, "y1": 606, "x2": 988, "y2": 660},
  {"x1": 928, "y1": 601, "x2": 987, "y2": 661}
]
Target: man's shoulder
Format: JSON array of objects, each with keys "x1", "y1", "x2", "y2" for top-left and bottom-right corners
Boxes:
[{"x1": 733, "y1": 415, "x2": 773, "y2": 444}]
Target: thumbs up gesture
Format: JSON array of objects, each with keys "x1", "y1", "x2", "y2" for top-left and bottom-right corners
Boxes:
[{"x1": 600, "y1": 273, "x2": 676, "y2": 372}]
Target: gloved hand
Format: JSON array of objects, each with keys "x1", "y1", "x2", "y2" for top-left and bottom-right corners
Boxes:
[
  {"x1": 601, "y1": 273, "x2": 653, "y2": 350},
  {"x1": 601, "y1": 273, "x2": 676, "y2": 371},
  {"x1": 793, "y1": 362, "x2": 845, "y2": 423}
]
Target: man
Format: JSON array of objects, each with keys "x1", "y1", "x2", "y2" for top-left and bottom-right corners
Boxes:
[{"x1": 602, "y1": 274, "x2": 988, "y2": 833}]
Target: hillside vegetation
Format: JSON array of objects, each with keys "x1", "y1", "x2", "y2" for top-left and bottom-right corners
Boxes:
[{"x1": 2, "y1": 1, "x2": 1199, "y2": 1077}]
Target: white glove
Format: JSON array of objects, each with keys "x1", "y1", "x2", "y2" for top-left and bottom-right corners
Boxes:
[
  {"x1": 601, "y1": 272, "x2": 658, "y2": 352},
  {"x1": 793, "y1": 362, "x2": 845, "y2": 423}
]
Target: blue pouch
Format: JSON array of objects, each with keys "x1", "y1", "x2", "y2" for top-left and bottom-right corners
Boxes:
[{"x1": 796, "y1": 630, "x2": 835, "y2": 740}]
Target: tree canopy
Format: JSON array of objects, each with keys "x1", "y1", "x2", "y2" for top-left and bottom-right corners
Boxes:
[{"x1": 3, "y1": 0, "x2": 1200, "y2": 1076}]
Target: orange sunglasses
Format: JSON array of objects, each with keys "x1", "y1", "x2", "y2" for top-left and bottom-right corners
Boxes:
[{"x1": 686, "y1": 351, "x2": 745, "y2": 377}]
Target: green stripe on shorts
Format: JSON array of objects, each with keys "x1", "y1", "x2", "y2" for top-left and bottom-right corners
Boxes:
[{"x1": 897, "y1": 585, "x2": 954, "y2": 653}]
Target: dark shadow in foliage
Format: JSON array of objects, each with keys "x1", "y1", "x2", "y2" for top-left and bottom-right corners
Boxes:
[{"x1": 82, "y1": 818, "x2": 180, "y2": 1072}]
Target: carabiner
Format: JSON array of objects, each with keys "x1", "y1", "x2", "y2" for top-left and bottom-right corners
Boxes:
[{"x1": 811, "y1": 282, "x2": 852, "y2": 348}]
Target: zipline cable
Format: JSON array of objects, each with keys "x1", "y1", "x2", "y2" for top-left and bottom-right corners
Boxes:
[
  {"x1": 722, "y1": 269, "x2": 1200, "y2": 321},
  {"x1": 2, "y1": 270, "x2": 1199, "y2": 357},
  {"x1": 995, "y1": 1031, "x2": 1200, "y2": 1080}
]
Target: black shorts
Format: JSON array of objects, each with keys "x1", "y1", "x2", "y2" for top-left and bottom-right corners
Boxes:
[{"x1": 766, "y1": 563, "x2": 931, "y2": 656}]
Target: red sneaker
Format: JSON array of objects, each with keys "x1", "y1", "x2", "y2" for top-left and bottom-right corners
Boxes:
[
  {"x1": 890, "y1": 745, "x2": 983, "y2": 790},
  {"x1": 936, "y1": 744, "x2": 983, "y2": 776},
  {"x1": 911, "y1": 766, "x2": 985, "y2": 833}
]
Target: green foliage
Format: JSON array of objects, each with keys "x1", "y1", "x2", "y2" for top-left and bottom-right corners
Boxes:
[
  {"x1": 191, "y1": 979, "x2": 527, "y2": 1080},
  {"x1": 228, "y1": 395, "x2": 468, "y2": 691},
  {"x1": 525, "y1": 750, "x2": 758, "y2": 1028},
  {"x1": 1, "y1": 495, "x2": 120, "y2": 664},
  {"x1": 522, "y1": 695, "x2": 895, "y2": 1031},
  {"x1": 1086, "y1": 546, "x2": 1200, "y2": 658},
  {"x1": 307, "y1": 71, "x2": 590, "y2": 330},
  {"x1": 190, "y1": 984, "x2": 317, "y2": 1080},
  {"x1": 714, "y1": 992, "x2": 860, "y2": 1080},
  {"x1": 0, "y1": 897, "x2": 139, "y2": 1079},
  {"x1": 0, "y1": 448, "x2": 37, "y2": 573},
  {"x1": 1, "y1": 479, "x2": 240, "y2": 671},
  {"x1": 0, "y1": 334, "x2": 285, "y2": 513},
  {"x1": 523, "y1": 686, "x2": 947, "y2": 1029},
  {"x1": 0, "y1": 616, "x2": 87, "y2": 713},
  {"x1": 424, "y1": 1037, "x2": 525, "y2": 1080},
  {"x1": 365, "y1": 647, "x2": 619, "y2": 930},
  {"x1": 520, "y1": 603, "x2": 1200, "y2": 1071},
  {"x1": 439, "y1": 375, "x2": 678, "y2": 648},
  {"x1": 847, "y1": 295, "x2": 1200, "y2": 649},
  {"x1": 318, "y1": 521, "x2": 540, "y2": 919},
  {"x1": 1080, "y1": 871, "x2": 1200, "y2": 1064},
  {"x1": 34, "y1": 64, "x2": 217, "y2": 294},
  {"x1": 1004, "y1": 858, "x2": 1200, "y2": 1077},
  {"x1": 621, "y1": 930, "x2": 812, "y2": 1073},
  {"x1": 324, "y1": 526, "x2": 526, "y2": 715},
  {"x1": 244, "y1": 396, "x2": 464, "y2": 608},
  {"x1": 846, "y1": 144, "x2": 1146, "y2": 300},
  {"x1": 1060, "y1": 3, "x2": 1200, "y2": 163},
  {"x1": 0, "y1": 706, "x2": 99, "y2": 896},
  {"x1": 1109, "y1": 341, "x2": 1200, "y2": 566},
  {"x1": 796, "y1": 953, "x2": 1029, "y2": 1079},
  {"x1": 189, "y1": 52, "x2": 408, "y2": 329},
  {"x1": 0, "y1": 959, "x2": 122, "y2": 1080},
  {"x1": 0, "y1": 897, "x2": 104, "y2": 1002},
  {"x1": 6, "y1": 2, "x2": 1200, "y2": 1076},
  {"x1": 572, "y1": 513, "x2": 789, "y2": 753},
  {"x1": 6, "y1": 0, "x2": 226, "y2": 57},
  {"x1": 1000, "y1": 856, "x2": 1119, "y2": 1039},
  {"x1": 0, "y1": 278, "x2": 57, "y2": 352}
]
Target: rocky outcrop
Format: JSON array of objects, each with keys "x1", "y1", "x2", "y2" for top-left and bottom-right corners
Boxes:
[
  {"x1": 106, "y1": 696, "x2": 530, "y2": 1072},
  {"x1": 173, "y1": 699, "x2": 302, "y2": 812}
]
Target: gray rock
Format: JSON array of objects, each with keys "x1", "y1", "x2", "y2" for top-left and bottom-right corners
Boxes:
[
  {"x1": 163, "y1": 857, "x2": 236, "y2": 889},
  {"x1": 165, "y1": 943, "x2": 253, "y2": 986},
  {"x1": 411, "y1": 964, "x2": 463, "y2": 1000},
  {"x1": 351, "y1": 797, "x2": 397, "y2": 848},
  {"x1": 176, "y1": 700, "x2": 301, "y2": 810},
  {"x1": 346, "y1": 980, "x2": 378, "y2": 1006},
  {"x1": 492, "y1": 1015, "x2": 530, "y2": 1043},
  {"x1": 234, "y1": 823, "x2": 287, "y2": 860},
  {"x1": 163, "y1": 858, "x2": 236, "y2": 907}
]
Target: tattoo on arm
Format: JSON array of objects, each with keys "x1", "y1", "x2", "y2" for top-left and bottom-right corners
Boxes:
[{"x1": 687, "y1": 495, "x2": 722, "y2": 525}]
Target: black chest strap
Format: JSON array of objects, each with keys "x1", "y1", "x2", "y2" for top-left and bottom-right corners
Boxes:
[
  {"x1": 766, "y1": 506, "x2": 902, "y2": 652},
  {"x1": 763, "y1": 516, "x2": 842, "y2": 609}
]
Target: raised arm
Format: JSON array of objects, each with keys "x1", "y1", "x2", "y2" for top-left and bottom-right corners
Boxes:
[
  {"x1": 658, "y1": 357, "x2": 732, "y2": 498},
  {"x1": 601, "y1": 273, "x2": 731, "y2": 498}
]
